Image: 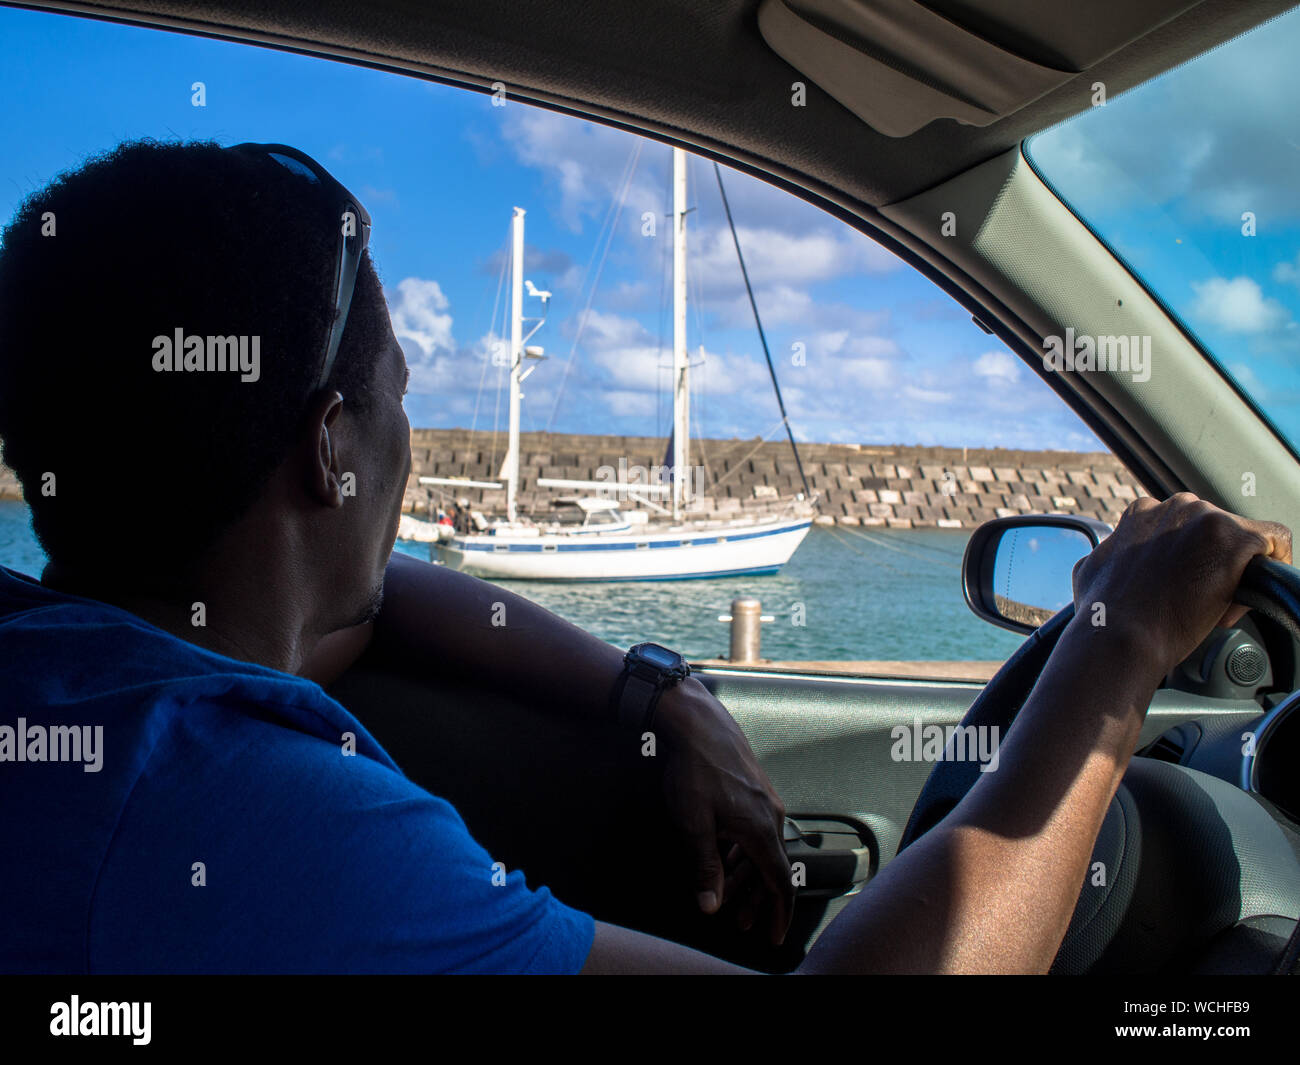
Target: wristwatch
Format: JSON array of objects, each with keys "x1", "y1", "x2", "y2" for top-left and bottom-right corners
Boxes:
[{"x1": 610, "y1": 642, "x2": 692, "y2": 734}]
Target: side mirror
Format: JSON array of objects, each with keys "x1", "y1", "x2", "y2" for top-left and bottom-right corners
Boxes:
[{"x1": 963, "y1": 515, "x2": 1112, "y2": 634}]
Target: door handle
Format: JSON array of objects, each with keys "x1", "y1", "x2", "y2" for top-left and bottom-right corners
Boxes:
[{"x1": 783, "y1": 817, "x2": 873, "y2": 896}]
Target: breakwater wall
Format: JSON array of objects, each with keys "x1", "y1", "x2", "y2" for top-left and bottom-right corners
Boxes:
[{"x1": 404, "y1": 430, "x2": 1146, "y2": 528}]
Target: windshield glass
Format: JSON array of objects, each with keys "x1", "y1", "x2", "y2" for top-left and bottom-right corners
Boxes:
[{"x1": 1027, "y1": 8, "x2": 1300, "y2": 450}]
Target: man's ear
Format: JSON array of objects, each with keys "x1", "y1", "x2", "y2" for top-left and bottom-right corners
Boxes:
[{"x1": 305, "y1": 390, "x2": 348, "y2": 508}]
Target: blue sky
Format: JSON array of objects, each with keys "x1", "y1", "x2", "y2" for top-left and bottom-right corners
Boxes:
[
  {"x1": 1029, "y1": 6, "x2": 1300, "y2": 448},
  {"x1": 2, "y1": 5, "x2": 1295, "y2": 453}
]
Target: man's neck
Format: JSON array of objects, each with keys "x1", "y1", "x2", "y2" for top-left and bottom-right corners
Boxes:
[{"x1": 42, "y1": 545, "x2": 320, "y2": 676}]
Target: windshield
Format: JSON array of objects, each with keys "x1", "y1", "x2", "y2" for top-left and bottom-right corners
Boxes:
[{"x1": 1027, "y1": 8, "x2": 1300, "y2": 450}]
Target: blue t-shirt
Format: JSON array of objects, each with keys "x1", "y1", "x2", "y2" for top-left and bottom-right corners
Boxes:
[{"x1": 0, "y1": 565, "x2": 594, "y2": 973}]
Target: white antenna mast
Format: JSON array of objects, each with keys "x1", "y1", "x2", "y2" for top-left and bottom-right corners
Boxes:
[
  {"x1": 671, "y1": 146, "x2": 690, "y2": 520},
  {"x1": 499, "y1": 206, "x2": 549, "y2": 522}
]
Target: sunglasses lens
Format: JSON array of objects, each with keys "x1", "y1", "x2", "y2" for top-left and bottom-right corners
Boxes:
[{"x1": 265, "y1": 152, "x2": 322, "y2": 184}]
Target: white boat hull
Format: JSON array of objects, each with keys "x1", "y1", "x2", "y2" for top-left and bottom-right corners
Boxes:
[{"x1": 434, "y1": 517, "x2": 812, "y2": 581}]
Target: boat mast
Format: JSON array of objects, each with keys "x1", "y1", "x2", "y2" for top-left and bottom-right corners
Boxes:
[
  {"x1": 671, "y1": 147, "x2": 690, "y2": 520},
  {"x1": 501, "y1": 206, "x2": 526, "y2": 522}
]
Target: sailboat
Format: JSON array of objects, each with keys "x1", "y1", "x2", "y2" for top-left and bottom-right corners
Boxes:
[{"x1": 428, "y1": 148, "x2": 813, "y2": 581}]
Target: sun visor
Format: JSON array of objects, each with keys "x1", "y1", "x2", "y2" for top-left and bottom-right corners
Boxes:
[{"x1": 757, "y1": 0, "x2": 1204, "y2": 137}]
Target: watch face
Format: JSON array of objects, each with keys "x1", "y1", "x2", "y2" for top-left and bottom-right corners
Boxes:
[{"x1": 637, "y1": 644, "x2": 682, "y2": 669}]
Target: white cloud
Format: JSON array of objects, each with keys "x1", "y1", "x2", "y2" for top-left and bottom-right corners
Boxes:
[
  {"x1": 837, "y1": 357, "x2": 895, "y2": 391},
  {"x1": 573, "y1": 308, "x2": 646, "y2": 349},
  {"x1": 388, "y1": 277, "x2": 455, "y2": 358},
  {"x1": 693, "y1": 225, "x2": 890, "y2": 290},
  {"x1": 501, "y1": 109, "x2": 662, "y2": 233},
  {"x1": 1274, "y1": 252, "x2": 1300, "y2": 288},
  {"x1": 601, "y1": 390, "x2": 658, "y2": 418},
  {"x1": 385, "y1": 277, "x2": 465, "y2": 399},
  {"x1": 719, "y1": 284, "x2": 814, "y2": 327},
  {"x1": 1189, "y1": 277, "x2": 1290, "y2": 334},
  {"x1": 972, "y1": 350, "x2": 1021, "y2": 383},
  {"x1": 902, "y1": 384, "x2": 953, "y2": 404},
  {"x1": 692, "y1": 348, "x2": 773, "y2": 396},
  {"x1": 587, "y1": 345, "x2": 667, "y2": 391}
]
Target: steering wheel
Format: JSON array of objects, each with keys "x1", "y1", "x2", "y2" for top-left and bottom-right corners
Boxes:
[{"x1": 897, "y1": 555, "x2": 1300, "y2": 974}]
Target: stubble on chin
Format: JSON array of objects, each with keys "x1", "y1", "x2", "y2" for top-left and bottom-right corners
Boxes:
[{"x1": 350, "y1": 580, "x2": 385, "y2": 628}]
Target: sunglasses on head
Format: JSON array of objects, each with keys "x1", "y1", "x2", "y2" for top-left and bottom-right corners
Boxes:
[{"x1": 226, "y1": 142, "x2": 373, "y2": 392}]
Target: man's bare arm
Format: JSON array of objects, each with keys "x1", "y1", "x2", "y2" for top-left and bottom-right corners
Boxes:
[{"x1": 581, "y1": 496, "x2": 1293, "y2": 974}]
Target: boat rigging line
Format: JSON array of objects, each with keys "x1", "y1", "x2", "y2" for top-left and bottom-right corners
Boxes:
[
  {"x1": 712, "y1": 160, "x2": 814, "y2": 505},
  {"x1": 823, "y1": 524, "x2": 961, "y2": 574},
  {"x1": 465, "y1": 220, "x2": 512, "y2": 479},
  {"x1": 832, "y1": 523, "x2": 962, "y2": 568},
  {"x1": 704, "y1": 416, "x2": 794, "y2": 490},
  {"x1": 543, "y1": 139, "x2": 644, "y2": 435},
  {"x1": 842, "y1": 523, "x2": 964, "y2": 560}
]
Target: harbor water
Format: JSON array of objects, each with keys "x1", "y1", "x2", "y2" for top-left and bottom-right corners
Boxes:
[{"x1": 0, "y1": 500, "x2": 1024, "y2": 663}]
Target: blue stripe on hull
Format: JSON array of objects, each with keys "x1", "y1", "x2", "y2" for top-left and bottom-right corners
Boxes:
[{"x1": 457, "y1": 563, "x2": 786, "y2": 583}]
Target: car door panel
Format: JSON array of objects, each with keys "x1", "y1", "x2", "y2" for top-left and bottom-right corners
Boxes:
[{"x1": 329, "y1": 650, "x2": 1263, "y2": 970}]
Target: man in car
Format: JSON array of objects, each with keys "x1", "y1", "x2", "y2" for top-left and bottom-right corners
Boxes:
[{"x1": 0, "y1": 140, "x2": 1289, "y2": 973}]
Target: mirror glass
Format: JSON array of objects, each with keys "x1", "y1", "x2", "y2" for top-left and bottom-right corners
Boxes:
[{"x1": 991, "y1": 525, "x2": 1094, "y2": 628}]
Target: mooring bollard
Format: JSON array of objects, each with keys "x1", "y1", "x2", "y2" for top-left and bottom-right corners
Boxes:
[{"x1": 718, "y1": 597, "x2": 773, "y2": 663}]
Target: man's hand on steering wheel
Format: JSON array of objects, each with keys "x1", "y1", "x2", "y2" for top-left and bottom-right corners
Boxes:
[
  {"x1": 652, "y1": 677, "x2": 794, "y2": 945},
  {"x1": 1071, "y1": 493, "x2": 1292, "y2": 675}
]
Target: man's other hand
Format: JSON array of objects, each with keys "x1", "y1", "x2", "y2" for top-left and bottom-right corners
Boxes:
[{"x1": 653, "y1": 678, "x2": 794, "y2": 945}]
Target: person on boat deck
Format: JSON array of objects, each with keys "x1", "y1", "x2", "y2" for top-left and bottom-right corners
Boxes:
[{"x1": 0, "y1": 140, "x2": 1290, "y2": 974}]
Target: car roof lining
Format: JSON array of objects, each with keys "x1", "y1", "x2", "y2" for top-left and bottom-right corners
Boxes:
[{"x1": 10, "y1": 0, "x2": 1297, "y2": 211}]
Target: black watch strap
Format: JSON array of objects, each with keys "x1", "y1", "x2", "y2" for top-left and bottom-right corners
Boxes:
[
  {"x1": 615, "y1": 670, "x2": 661, "y2": 735},
  {"x1": 611, "y1": 643, "x2": 689, "y2": 736}
]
